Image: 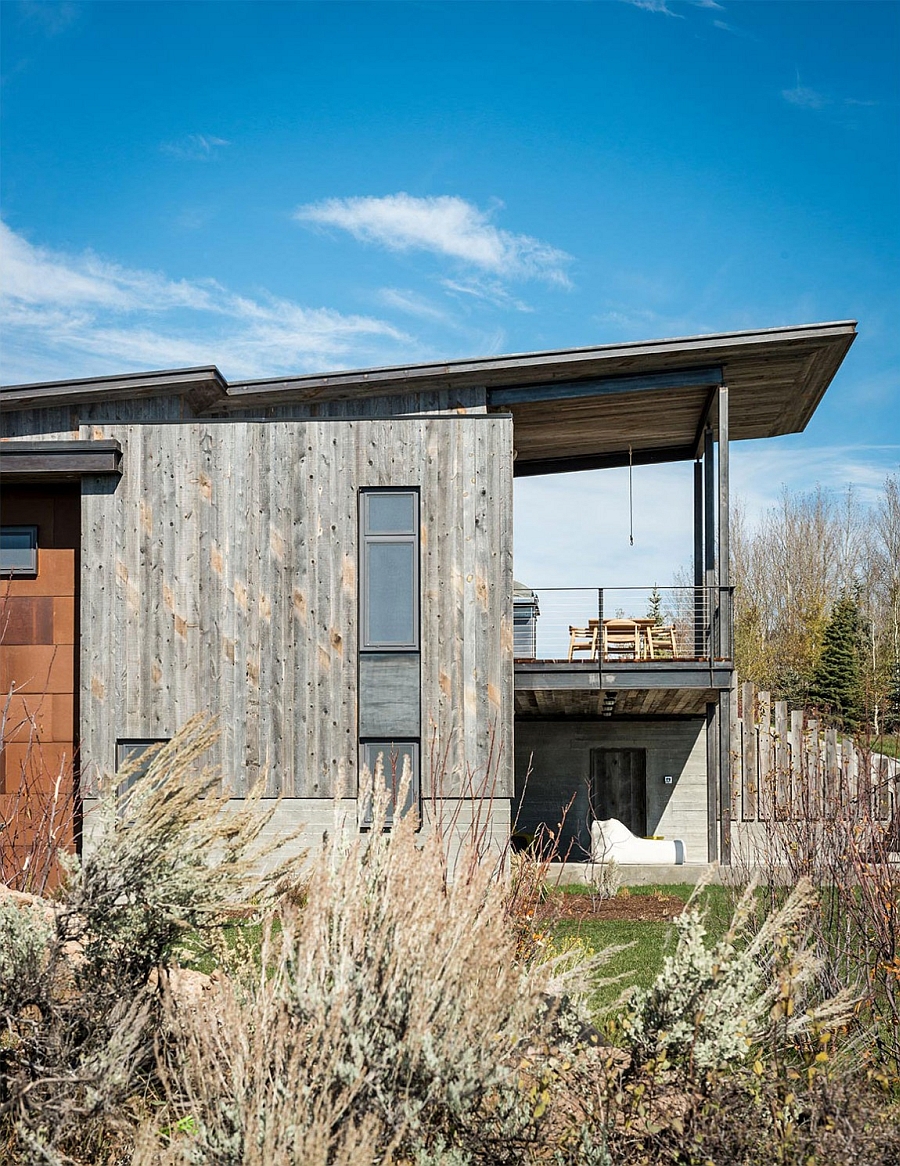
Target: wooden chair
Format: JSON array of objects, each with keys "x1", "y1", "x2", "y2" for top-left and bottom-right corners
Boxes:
[
  {"x1": 602, "y1": 619, "x2": 641, "y2": 660},
  {"x1": 568, "y1": 622, "x2": 599, "y2": 660},
  {"x1": 645, "y1": 624, "x2": 678, "y2": 659}
]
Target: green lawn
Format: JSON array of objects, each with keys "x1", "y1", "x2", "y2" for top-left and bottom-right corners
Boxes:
[
  {"x1": 871, "y1": 734, "x2": 900, "y2": 760},
  {"x1": 549, "y1": 883, "x2": 741, "y2": 1011}
]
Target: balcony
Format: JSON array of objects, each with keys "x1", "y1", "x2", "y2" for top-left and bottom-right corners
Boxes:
[{"x1": 513, "y1": 584, "x2": 734, "y2": 717}]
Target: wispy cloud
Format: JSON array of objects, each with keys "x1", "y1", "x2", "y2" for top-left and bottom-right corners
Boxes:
[
  {"x1": 440, "y1": 276, "x2": 533, "y2": 313},
  {"x1": 0, "y1": 221, "x2": 410, "y2": 383},
  {"x1": 294, "y1": 193, "x2": 573, "y2": 287},
  {"x1": 17, "y1": 1, "x2": 80, "y2": 35},
  {"x1": 622, "y1": 0, "x2": 684, "y2": 17},
  {"x1": 160, "y1": 133, "x2": 231, "y2": 161},
  {"x1": 782, "y1": 73, "x2": 829, "y2": 111},
  {"x1": 376, "y1": 287, "x2": 454, "y2": 324}
]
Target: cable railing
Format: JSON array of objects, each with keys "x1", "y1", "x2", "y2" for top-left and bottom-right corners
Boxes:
[{"x1": 513, "y1": 585, "x2": 733, "y2": 665}]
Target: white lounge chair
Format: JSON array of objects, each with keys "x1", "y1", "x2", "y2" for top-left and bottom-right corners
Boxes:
[{"x1": 590, "y1": 818, "x2": 685, "y2": 865}]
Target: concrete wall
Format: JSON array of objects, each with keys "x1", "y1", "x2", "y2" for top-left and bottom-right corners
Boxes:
[
  {"x1": 80, "y1": 795, "x2": 511, "y2": 876},
  {"x1": 514, "y1": 717, "x2": 709, "y2": 863}
]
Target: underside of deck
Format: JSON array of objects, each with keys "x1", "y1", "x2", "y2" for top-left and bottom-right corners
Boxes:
[{"x1": 514, "y1": 659, "x2": 733, "y2": 718}]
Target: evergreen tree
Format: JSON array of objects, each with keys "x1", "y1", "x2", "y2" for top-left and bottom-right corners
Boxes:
[
  {"x1": 810, "y1": 595, "x2": 864, "y2": 731},
  {"x1": 647, "y1": 584, "x2": 663, "y2": 626}
]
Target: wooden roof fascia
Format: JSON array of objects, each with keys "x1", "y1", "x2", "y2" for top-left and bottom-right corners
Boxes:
[
  {"x1": 0, "y1": 367, "x2": 227, "y2": 411},
  {"x1": 221, "y1": 321, "x2": 856, "y2": 404},
  {"x1": 0, "y1": 439, "x2": 122, "y2": 478},
  {"x1": 487, "y1": 365, "x2": 723, "y2": 407},
  {"x1": 513, "y1": 442, "x2": 697, "y2": 478},
  {"x1": 783, "y1": 332, "x2": 856, "y2": 435}
]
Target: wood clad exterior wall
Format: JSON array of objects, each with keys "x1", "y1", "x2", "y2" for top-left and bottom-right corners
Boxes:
[
  {"x1": 0, "y1": 387, "x2": 488, "y2": 445},
  {"x1": 78, "y1": 417, "x2": 513, "y2": 800},
  {"x1": 220, "y1": 386, "x2": 488, "y2": 418}
]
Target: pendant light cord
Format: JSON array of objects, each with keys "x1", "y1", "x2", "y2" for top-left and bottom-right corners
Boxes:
[{"x1": 629, "y1": 444, "x2": 634, "y2": 546}]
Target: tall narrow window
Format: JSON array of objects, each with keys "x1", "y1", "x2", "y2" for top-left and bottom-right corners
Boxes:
[
  {"x1": 361, "y1": 491, "x2": 419, "y2": 650},
  {"x1": 359, "y1": 489, "x2": 421, "y2": 825}
]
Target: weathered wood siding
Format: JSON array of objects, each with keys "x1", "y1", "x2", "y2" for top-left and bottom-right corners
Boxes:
[
  {"x1": 220, "y1": 386, "x2": 488, "y2": 418},
  {"x1": 79, "y1": 417, "x2": 513, "y2": 800},
  {"x1": 0, "y1": 387, "x2": 487, "y2": 444}
]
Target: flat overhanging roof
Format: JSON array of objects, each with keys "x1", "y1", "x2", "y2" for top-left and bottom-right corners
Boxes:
[{"x1": 1, "y1": 321, "x2": 855, "y2": 475}]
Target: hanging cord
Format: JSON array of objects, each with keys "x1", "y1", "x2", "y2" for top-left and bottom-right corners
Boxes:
[{"x1": 628, "y1": 444, "x2": 634, "y2": 546}]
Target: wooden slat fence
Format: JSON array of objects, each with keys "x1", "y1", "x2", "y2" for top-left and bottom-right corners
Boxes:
[{"x1": 730, "y1": 680, "x2": 898, "y2": 825}]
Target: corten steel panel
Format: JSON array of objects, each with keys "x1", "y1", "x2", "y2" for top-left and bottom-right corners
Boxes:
[
  {"x1": 0, "y1": 597, "x2": 55, "y2": 644},
  {"x1": 0, "y1": 487, "x2": 79, "y2": 827}
]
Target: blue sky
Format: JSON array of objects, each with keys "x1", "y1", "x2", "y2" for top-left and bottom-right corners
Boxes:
[{"x1": 2, "y1": 0, "x2": 898, "y2": 589}]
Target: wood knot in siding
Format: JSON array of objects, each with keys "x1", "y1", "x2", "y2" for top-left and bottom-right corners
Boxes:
[
  {"x1": 233, "y1": 580, "x2": 249, "y2": 611},
  {"x1": 292, "y1": 589, "x2": 307, "y2": 625},
  {"x1": 140, "y1": 499, "x2": 153, "y2": 536}
]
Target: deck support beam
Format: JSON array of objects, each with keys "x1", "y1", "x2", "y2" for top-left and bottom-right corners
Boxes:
[
  {"x1": 717, "y1": 385, "x2": 732, "y2": 864},
  {"x1": 706, "y1": 701, "x2": 719, "y2": 863}
]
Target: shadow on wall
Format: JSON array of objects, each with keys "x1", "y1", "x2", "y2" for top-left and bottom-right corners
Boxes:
[{"x1": 513, "y1": 719, "x2": 704, "y2": 860}]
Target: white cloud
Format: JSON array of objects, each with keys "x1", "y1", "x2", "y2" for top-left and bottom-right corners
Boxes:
[
  {"x1": 623, "y1": 0, "x2": 684, "y2": 16},
  {"x1": 376, "y1": 287, "x2": 454, "y2": 324},
  {"x1": 294, "y1": 193, "x2": 572, "y2": 287},
  {"x1": 160, "y1": 134, "x2": 231, "y2": 161},
  {"x1": 440, "y1": 276, "x2": 534, "y2": 313},
  {"x1": 782, "y1": 74, "x2": 829, "y2": 110},
  {"x1": 0, "y1": 222, "x2": 410, "y2": 383}
]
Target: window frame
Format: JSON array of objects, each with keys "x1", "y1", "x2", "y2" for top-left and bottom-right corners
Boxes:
[
  {"x1": 359, "y1": 739, "x2": 420, "y2": 828},
  {"x1": 115, "y1": 738, "x2": 170, "y2": 797},
  {"x1": 359, "y1": 488, "x2": 420, "y2": 651},
  {"x1": 0, "y1": 525, "x2": 38, "y2": 578}
]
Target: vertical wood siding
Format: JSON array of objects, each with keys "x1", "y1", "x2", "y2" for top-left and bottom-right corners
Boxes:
[{"x1": 79, "y1": 417, "x2": 513, "y2": 800}]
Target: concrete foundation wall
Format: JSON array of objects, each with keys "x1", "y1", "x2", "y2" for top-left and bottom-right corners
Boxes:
[
  {"x1": 514, "y1": 717, "x2": 709, "y2": 863},
  {"x1": 80, "y1": 796, "x2": 511, "y2": 876}
]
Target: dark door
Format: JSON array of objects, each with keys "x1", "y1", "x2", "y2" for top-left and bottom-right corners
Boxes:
[{"x1": 591, "y1": 748, "x2": 647, "y2": 837}]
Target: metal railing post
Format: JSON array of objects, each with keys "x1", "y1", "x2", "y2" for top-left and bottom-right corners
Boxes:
[{"x1": 597, "y1": 587, "x2": 604, "y2": 666}]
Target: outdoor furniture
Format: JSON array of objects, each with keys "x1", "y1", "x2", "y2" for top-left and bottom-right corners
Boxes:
[
  {"x1": 590, "y1": 818, "x2": 686, "y2": 865},
  {"x1": 645, "y1": 623, "x2": 678, "y2": 659},
  {"x1": 601, "y1": 618, "x2": 641, "y2": 660},
  {"x1": 567, "y1": 622, "x2": 599, "y2": 660}
]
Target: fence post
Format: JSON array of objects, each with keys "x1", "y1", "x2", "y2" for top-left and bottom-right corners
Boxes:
[
  {"x1": 824, "y1": 728, "x2": 839, "y2": 817},
  {"x1": 741, "y1": 681, "x2": 757, "y2": 820},
  {"x1": 806, "y1": 718, "x2": 821, "y2": 819},
  {"x1": 788, "y1": 709, "x2": 803, "y2": 819},
  {"x1": 775, "y1": 700, "x2": 790, "y2": 817},
  {"x1": 758, "y1": 691, "x2": 772, "y2": 820}
]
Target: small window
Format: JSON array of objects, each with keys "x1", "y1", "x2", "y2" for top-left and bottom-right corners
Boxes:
[
  {"x1": 360, "y1": 741, "x2": 419, "y2": 826},
  {"x1": 360, "y1": 490, "x2": 419, "y2": 650},
  {"x1": 116, "y1": 738, "x2": 169, "y2": 795},
  {"x1": 1, "y1": 526, "x2": 38, "y2": 577}
]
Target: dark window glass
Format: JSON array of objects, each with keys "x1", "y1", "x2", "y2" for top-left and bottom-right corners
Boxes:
[
  {"x1": 361, "y1": 741, "x2": 419, "y2": 825},
  {"x1": 361, "y1": 491, "x2": 418, "y2": 649},
  {"x1": 1, "y1": 526, "x2": 38, "y2": 577},
  {"x1": 366, "y1": 542, "x2": 416, "y2": 645},
  {"x1": 116, "y1": 739, "x2": 169, "y2": 796},
  {"x1": 366, "y1": 492, "x2": 416, "y2": 535}
]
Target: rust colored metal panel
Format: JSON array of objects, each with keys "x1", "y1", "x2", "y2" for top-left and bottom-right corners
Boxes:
[{"x1": 0, "y1": 597, "x2": 55, "y2": 644}]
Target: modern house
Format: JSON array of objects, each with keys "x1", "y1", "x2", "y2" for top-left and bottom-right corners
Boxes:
[{"x1": 0, "y1": 322, "x2": 856, "y2": 867}]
